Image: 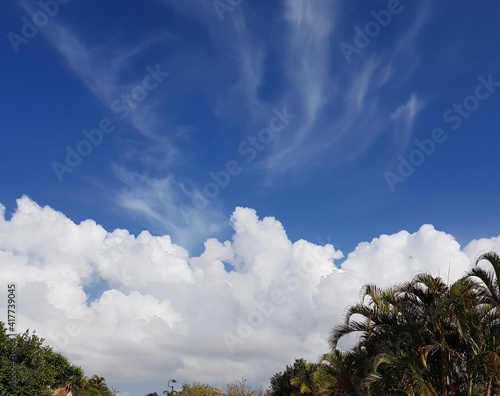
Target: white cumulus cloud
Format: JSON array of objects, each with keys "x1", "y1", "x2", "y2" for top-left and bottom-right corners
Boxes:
[{"x1": 0, "y1": 196, "x2": 496, "y2": 395}]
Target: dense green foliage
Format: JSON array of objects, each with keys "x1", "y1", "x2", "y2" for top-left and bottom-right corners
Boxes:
[
  {"x1": 0, "y1": 323, "x2": 115, "y2": 395},
  {"x1": 269, "y1": 359, "x2": 321, "y2": 396},
  {"x1": 269, "y1": 251, "x2": 500, "y2": 396}
]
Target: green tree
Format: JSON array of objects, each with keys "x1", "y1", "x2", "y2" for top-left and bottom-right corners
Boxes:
[
  {"x1": 1, "y1": 328, "x2": 54, "y2": 395},
  {"x1": 269, "y1": 362, "x2": 296, "y2": 396},
  {"x1": 269, "y1": 359, "x2": 323, "y2": 396},
  {"x1": 467, "y1": 251, "x2": 500, "y2": 395},
  {"x1": 315, "y1": 349, "x2": 369, "y2": 396},
  {"x1": 289, "y1": 361, "x2": 319, "y2": 395},
  {"x1": 329, "y1": 273, "x2": 494, "y2": 395},
  {"x1": 268, "y1": 254, "x2": 500, "y2": 396},
  {"x1": 79, "y1": 374, "x2": 116, "y2": 395},
  {"x1": 0, "y1": 322, "x2": 115, "y2": 395}
]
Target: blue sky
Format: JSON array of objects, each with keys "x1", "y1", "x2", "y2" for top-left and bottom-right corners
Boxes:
[{"x1": 2, "y1": 1, "x2": 500, "y2": 394}]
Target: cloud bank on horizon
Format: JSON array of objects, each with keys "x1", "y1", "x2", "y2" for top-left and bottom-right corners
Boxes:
[{"x1": 1, "y1": 196, "x2": 499, "y2": 394}]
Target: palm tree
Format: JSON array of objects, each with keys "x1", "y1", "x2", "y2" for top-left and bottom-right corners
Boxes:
[
  {"x1": 330, "y1": 284, "x2": 402, "y2": 353},
  {"x1": 397, "y1": 274, "x2": 484, "y2": 396},
  {"x1": 314, "y1": 351, "x2": 346, "y2": 395},
  {"x1": 315, "y1": 347, "x2": 371, "y2": 396},
  {"x1": 364, "y1": 353, "x2": 438, "y2": 396},
  {"x1": 469, "y1": 252, "x2": 500, "y2": 308},
  {"x1": 62, "y1": 365, "x2": 84, "y2": 393},
  {"x1": 330, "y1": 274, "x2": 484, "y2": 395},
  {"x1": 467, "y1": 252, "x2": 500, "y2": 395},
  {"x1": 322, "y1": 255, "x2": 500, "y2": 396},
  {"x1": 87, "y1": 375, "x2": 106, "y2": 388},
  {"x1": 289, "y1": 360, "x2": 319, "y2": 395},
  {"x1": 329, "y1": 283, "x2": 414, "y2": 395}
]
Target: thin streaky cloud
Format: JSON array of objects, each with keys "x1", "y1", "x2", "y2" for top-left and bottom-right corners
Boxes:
[
  {"x1": 283, "y1": 0, "x2": 334, "y2": 125},
  {"x1": 113, "y1": 165, "x2": 226, "y2": 250},
  {"x1": 390, "y1": 93, "x2": 424, "y2": 150},
  {"x1": 263, "y1": 1, "x2": 428, "y2": 176}
]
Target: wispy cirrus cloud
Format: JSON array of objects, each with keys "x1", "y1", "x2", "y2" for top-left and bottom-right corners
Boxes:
[
  {"x1": 16, "y1": 0, "x2": 169, "y2": 108},
  {"x1": 113, "y1": 165, "x2": 226, "y2": 251},
  {"x1": 151, "y1": 0, "x2": 430, "y2": 189},
  {"x1": 158, "y1": 0, "x2": 266, "y2": 117},
  {"x1": 15, "y1": 0, "x2": 430, "y2": 248},
  {"x1": 44, "y1": 25, "x2": 174, "y2": 143},
  {"x1": 263, "y1": 1, "x2": 430, "y2": 175},
  {"x1": 390, "y1": 93, "x2": 424, "y2": 150},
  {"x1": 283, "y1": 0, "x2": 334, "y2": 123},
  {"x1": 157, "y1": 0, "x2": 426, "y2": 178},
  {"x1": 14, "y1": 0, "x2": 223, "y2": 245}
]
